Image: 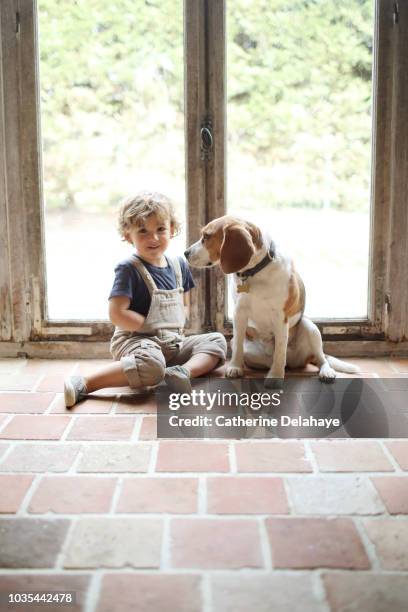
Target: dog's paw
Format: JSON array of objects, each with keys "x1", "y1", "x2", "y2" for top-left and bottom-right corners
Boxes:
[
  {"x1": 264, "y1": 377, "x2": 284, "y2": 389},
  {"x1": 225, "y1": 365, "x2": 244, "y2": 378},
  {"x1": 319, "y1": 364, "x2": 336, "y2": 383}
]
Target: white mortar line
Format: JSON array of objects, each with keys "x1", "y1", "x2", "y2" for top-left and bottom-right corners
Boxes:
[
  {"x1": 198, "y1": 476, "x2": 207, "y2": 515},
  {"x1": 55, "y1": 517, "x2": 77, "y2": 570},
  {"x1": 378, "y1": 440, "x2": 404, "y2": 473},
  {"x1": 160, "y1": 515, "x2": 171, "y2": 570},
  {"x1": 148, "y1": 442, "x2": 159, "y2": 474},
  {"x1": 303, "y1": 440, "x2": 319, "y2": 473},
  {"x1": 131, "y1": 415, "x2": 143, "y2": 442},
  {"x1": 228, "y1": 442, "x2": 237, "y2": 473},
  {"x1": 16, "y1": 473, "x2": 43, "y2": 516},
  {"x1": 353, "y1": 516, "x2": 382, "y2": 571},
  {"x1": 202, "y1": 572, "x2": 212, "y2": 612},
  {"x1": 109, "y1": 477, "x2": 123, "y2": 514},
  {"x1": 43, "y1": 393, "x2": 62, "y2": 415},
  {"x1": 85, "y1": 572, "x2": 102, "y2": 612},
  {"x1": 313, "y1": 570, "x2": 331, "y2": 612},
  {"x1": 258, "y1": 517, "x2": 272, "y2": 570}
]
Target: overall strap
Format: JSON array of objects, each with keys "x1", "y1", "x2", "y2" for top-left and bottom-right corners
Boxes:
[
  {"x1": 167, "y1": 256, "x2": 183, "y2": 288},
  {"x1": 131, "y1": 255, "x2": 157, "y2": 295}
]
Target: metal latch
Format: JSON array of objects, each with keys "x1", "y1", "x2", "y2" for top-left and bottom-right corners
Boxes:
[
  {"x1": 393, "y1": 2, "x2": 399, "y2": 25},
  {"x1": 200, "y1": 117, "x2": 213, "y2": 161},
  {"x1": 385, "y1": 293, "x2": 391, "y2": 313}
]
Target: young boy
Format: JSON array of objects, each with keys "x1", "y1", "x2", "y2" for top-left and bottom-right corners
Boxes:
[{"x1": 64, "y1": 191, "x2": 227, "y2": 407}]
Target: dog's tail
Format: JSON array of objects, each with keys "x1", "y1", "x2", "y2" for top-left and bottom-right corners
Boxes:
[{"x1": 325, "y1": 355, "x2": 360, "y2": 374}]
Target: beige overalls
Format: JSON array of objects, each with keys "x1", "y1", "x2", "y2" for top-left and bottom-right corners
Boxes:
[{"x1": 110, "y1": 255, "x2": 227, "y2": 388}]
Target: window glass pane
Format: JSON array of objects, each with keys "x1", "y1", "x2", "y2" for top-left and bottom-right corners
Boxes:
[
  {"x1": 227, "y1": 0, "x2": 374, "y2": 318},
  {"x1": 38, "y1": 0, "x2": 185, "y2": 319}
]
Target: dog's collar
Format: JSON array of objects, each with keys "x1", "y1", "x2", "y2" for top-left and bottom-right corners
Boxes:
[{"x1": 236, "y1": 241, "x2": 276, "y2": 279}]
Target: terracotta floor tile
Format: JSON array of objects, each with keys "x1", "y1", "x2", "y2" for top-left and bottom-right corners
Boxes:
[
  {"x1": 138, "y1": 416, "x2": 157, "y2": 440},
  {"x1": 385, "y1": 441, "x2": 408, "y2": 470},
  {"x1": 0, "y1": 474, "x2": 34, "y2": 513},
  {"x1": 207, "y1": 476, "x2": 289, "y2": 514},
  {"x1": 156, "y1": 441, "x2": 230, "y2": 472},
  {"x1": 116, "y1": 393, "x2": 157, "y2": 414},
  {"x1": 346, "y1": 359, "x2": 400, "y2": 376},
  {"x1": 117, "y1": 477, "x2": 198, "y2": 513},
  {"x1": 0, "y1": 443, "x2": 80, "y2": 472},
  {"x1": 0, "y1": 415, "x2": 70, "y2": 440},
  {"x1": 266, "y1": 517, "x2": 369, "y2": 569},
  {"x1": 235, "y1": 441, "x2": 312, "y2": 473},
  {"x1": 22, "y1": 360, "x2": 78, "y2": 375},
  {"x1": 311, "y1": 440, "x2": 394, "y2": 472},
  {"x1": 323, "y1": 572, "x2": 408, "y2": 612},
  {"x1": 212, "y1": 574, "x2": 322, "y2": 612},
  {"x1": 97, "y1": 574, "x2": 201, "y2": 612},
  {"x1": 0, "y1": 375, "x2": 41, "y2": 392},
  {"x1": 371, "y1": 476, "x2": 408, "y2": 514},
  {"x1": 287, "y1": 475, "x2": 384, "y2": 514},
  {"x1": 0, "y1": 518, "x2": 70, "y2": 568},
  {"x1": 0, "y1": 393, "x2": 55, "y2": 414},
  {"x1": 363, "y1": 518, "x2": 408, "y2": 570},
  {"x1": 28, "y1": 476, "x2": 117, "y2": 514},
  {"x1": 77, "y1": 443, "x2": 151, "y2": 473},
  {"x1": 51, "y1": 395, "x2": 114, "y2": 414},
  {"x1": 170, "y1": 518, "x2": 263, "y2": 569},
  {"x1": 0, "y1": 574, "x2": 90, "y2": 612},
  {"x1": 67, "y1": 416, "x2": 136, "y2": 441},
  {"x1": 64, "y1": 518, "x2": 162, "y2": 568}
]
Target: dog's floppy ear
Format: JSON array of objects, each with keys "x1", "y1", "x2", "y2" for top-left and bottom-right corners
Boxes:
[{"x1": 220, "y1": 224, "x2": 254, "y2": 273}]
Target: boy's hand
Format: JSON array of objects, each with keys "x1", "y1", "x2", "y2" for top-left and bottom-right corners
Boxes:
[{"x1": 108, "y1": 296, "x2": 146, "y2": 331}]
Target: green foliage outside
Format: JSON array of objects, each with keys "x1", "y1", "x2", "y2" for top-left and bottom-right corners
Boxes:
[{"x1": 38, "y1": 0, "x2": 373, "y2": 214}]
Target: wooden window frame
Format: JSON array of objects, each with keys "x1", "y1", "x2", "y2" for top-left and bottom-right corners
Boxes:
[{"x1": 0, "y1": 0, "x2": 407, "y2": 358}]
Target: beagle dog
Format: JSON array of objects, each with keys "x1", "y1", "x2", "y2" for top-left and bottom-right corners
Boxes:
[{"x1": 185, "y1": 215, "x2": 359, "y2": 387}]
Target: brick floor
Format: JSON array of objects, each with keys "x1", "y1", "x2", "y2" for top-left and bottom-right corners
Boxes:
[
  {"x1": 211, "y1": 574, "x2": 323, "y2": 611},
  {"x1": 310, "y1": 440, "x2": 393, "y2": 472},
  {"x1": 385, "y1": 440, "x2": 408, "y2": 470},
  {"x1": 97, "y1": 574, "x2": 201, "y2": 612},
  {"x1": 0, "y1": 474, "x2": 34, "y2": 513},
  {"x1": 207, "y1": 476, "x2": 289, "y2": 514},
  {"x1": 0, "y1": 393, "x2": 55, "y2": 414},
  {"x1": 28, "y1": 476, "x2": 117, "y2": 514},
  {"x1": 170, "y1": 518, "x2": 263, "y2": 569},
  {"x1": 363, "y1": 519, "x2": 408, "y2": 570},
  {"x1": 0, "y1": 574, "x2": 90, "y2": 612},
  {"x1": 0, "y1": 356, "x2": 407, "y2": 611},
  {"x1": 371, "y1": 476, "x2": 408, "y2": 514},
  {"x1": 0, "y1": 443, "x2": 80, "y2": 472},
  {"x1": 235, "y1": 441, "x2": 313, "y2": 472},
  {"x1": 77, "y1": 443, "x2": 151, "y2": 473},
  {"x1": 64, "y1": 518, "x2": 162, "y2": 569},
  {"x1": 67, "y1": 416, "x2": 136, "y2": 441},
  {"x1": 0, "y1": 415, "x2": 70, "y2": 440},
  {"x1": 117, "y1": 477, "x2": 198, "y2": 513},
  {"x1": 156, "y1": 441, "x2": 230, "y2": 472},
  {"x1": 323, "y1": 572, "x2": 408, "y2": 612},
  {"x1": 266, "y1": 517, "x2": 370, "y2": 569}
]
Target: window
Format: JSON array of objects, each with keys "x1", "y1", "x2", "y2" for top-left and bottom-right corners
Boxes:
[
  {"x1": 1, "y1": 0, "x2": 408, "y2": 356},
  {"x1": 38, "y1": 0, "x2": 186, "y2": 320}
]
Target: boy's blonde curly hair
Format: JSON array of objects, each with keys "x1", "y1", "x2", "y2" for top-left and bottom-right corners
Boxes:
[{"x1": 117, "y1": 191, "x2": 181, "y2": 240}]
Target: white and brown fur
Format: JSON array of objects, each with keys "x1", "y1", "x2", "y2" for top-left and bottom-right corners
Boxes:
[{"x1": 185, "y1": 215, "x2": 359, "y2": 387}]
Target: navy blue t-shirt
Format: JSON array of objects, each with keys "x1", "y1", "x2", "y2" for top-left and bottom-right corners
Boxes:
[{"x1": 109, "y1": 255, "x2": 195, "y2": 316}]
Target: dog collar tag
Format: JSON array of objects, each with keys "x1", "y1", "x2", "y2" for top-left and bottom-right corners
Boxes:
[{"x1": 237, "y1": 281, "x2": 249, "y2": 293}]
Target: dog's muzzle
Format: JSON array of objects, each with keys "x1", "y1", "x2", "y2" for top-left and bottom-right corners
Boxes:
[{"x1": 184, "y1": 241, "x2": 214, "y2": 268}]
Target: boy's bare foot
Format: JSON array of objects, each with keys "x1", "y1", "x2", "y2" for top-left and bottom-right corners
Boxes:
[
  {"x1": 164, "y1": 366, "x2": 192, "y2": 394},
  {"x1": 64, "y1": 376, "x2": 88, "y2": 408}
]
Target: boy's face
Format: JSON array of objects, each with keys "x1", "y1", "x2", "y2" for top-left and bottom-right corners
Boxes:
[{"x1": 125, "y1": 213, "x2": 173, "y2": 265}]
